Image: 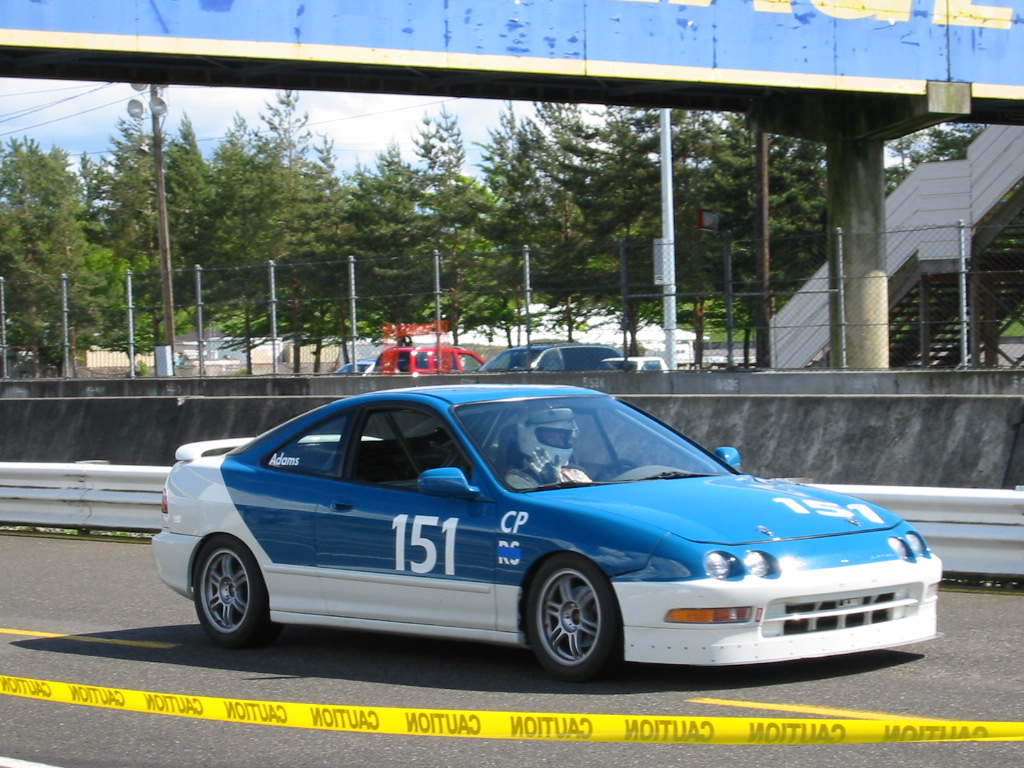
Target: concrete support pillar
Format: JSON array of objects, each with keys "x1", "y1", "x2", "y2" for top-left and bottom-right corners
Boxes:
[
  {"x1": 827, "y1": 138, "x2": 889, "y2": 369},
  {"x1": 759, "y1": 83, "x2": 971, "y2": 371}
]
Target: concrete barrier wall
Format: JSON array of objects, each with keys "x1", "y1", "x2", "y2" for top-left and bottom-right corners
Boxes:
[
  {"x1": 628, "y1": 394, "x2": 1024, "y2": 489},
  {"x1": 1, "y1": 371, "x2": 1022, "y2": 488},
  {"x1": 3, "y1": 367, "x2": 1024, "y2": 398}
]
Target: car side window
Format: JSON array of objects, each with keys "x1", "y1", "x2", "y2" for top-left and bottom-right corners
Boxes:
[
  {"x1": 562, "y1": 347, "x2": 615, "y2": 369},
  {"x1": 458, "y1": 351, "x2": 482, "y2": 371},
  {"x1": 264, "y1": 413, "x2": 349, "y2": 477},
  {"x1": 351, "y1": 408, "x2": 472, "y2": 488},
  {"x1": 396, "y1": 351, "x2": 412, "y2": 373},
  {"x1": 560, "y1": 409, "x2": 612, "y2": 470},
  {"x1": 536, "y1": 348, "x2": 564, "y2": 370}
]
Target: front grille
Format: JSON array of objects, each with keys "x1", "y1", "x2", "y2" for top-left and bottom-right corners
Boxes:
[{"x1": 763, "y1": 588, "x2": 918, "y2": 637}]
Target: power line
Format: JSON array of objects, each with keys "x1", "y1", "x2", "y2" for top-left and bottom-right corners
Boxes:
[
  {"x1": 0, "y1": 83, "x2": 114, "y2": 125},
  {"x1": 0, "y1": 79, "x2": 509, "y2": 165},
  {"x1": 0, "y1": 95, "x2": 133, "y2": 140}
]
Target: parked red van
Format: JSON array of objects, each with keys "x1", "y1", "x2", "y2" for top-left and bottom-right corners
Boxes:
[{"x1": 375, "y1": 345, "x2": 485, "y2": 375}]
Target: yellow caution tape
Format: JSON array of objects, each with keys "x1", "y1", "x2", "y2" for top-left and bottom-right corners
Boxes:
[{"x1": 2, "y1": 673, "x2": 1022, "y2": 744}]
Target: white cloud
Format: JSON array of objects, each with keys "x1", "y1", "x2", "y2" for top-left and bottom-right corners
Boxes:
[{"x1": 0, "y1": 78, "x2": 534, "y2": 175}]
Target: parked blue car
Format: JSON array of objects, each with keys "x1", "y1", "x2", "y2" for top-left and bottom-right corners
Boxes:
[{"x1": 153, "y1": 385, "x2": 941, "y2": 681}]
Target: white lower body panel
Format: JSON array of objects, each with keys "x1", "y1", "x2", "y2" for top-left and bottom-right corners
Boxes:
[
  {"x1": 271, "y1": 610, "x2": 522, "y2": 647},
  {"x1": 151, "y1": 531, "x2": 197, "y2": 599}
]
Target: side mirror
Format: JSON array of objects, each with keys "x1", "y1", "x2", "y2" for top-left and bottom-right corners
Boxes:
[
  {"x1": 418, "y1": 467, "x2": 483, "y2": 499},
  {"x1": 714, "y1": 446, "x2": 742, "y2": 469}
]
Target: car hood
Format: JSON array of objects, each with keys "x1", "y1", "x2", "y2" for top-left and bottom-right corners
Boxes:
[{"x1": 542, "y1": 474, "x2": 899, "y2": 545}]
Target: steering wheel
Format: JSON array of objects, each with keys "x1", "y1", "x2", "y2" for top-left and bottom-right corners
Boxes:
[{"x1": 601, "y1": 459, "x2": 638, "y2": 481}]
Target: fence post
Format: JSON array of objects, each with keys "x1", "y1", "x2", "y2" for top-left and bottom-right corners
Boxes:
[
  {"x1": 958, "y1": 219, "x2": 970, "y2": 368},
  {"x1": 832, "y1": 227, "x2": 848, "y2": 369},
  {"x1": 724, "y1": 231, "x2": 735, "y2": 369},
  {"x1": 61, "y1": 273, "x2": 72, "y2": 378},
  {"x1": 522, "y1": 245, "x2": 532, "y2": 352},
  {"x1": 433, "y1": 249, "x2": 443, "y2": 373},
  {"x1": 195, "y1": 264, "x2": 205, "y2": 378},
  {"x1": 126, "y1": 270, "x2": 136, "y2": 378},
  {"x1": 0, "y1": 276, "x2": 6, "y2": 379},
  {"x1": 268, "y1": 260, "x2": 278, "y2": 375},
  {"x1": 348, "y1": 254, "x2": 358, "y2": 368}
]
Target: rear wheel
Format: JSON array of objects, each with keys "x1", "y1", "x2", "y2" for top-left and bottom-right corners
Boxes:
[
  {"x1": 526, "y1": 554, "x2": 622, "y2": 682},
  {"x1": 192, "y1": 535, "x2": 281, "y2": 648}
]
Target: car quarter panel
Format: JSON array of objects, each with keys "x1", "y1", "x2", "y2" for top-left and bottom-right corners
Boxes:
[
  {"x1": 491, "y1": 494, "x2": 668, "y2": 585},
  {"x1": 156, "y1": 457, "x2": 327, "y2": 616}
]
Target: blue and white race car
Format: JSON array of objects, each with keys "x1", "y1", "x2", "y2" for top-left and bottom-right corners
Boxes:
[{"x1": 153, "y1": 385, "x2": 941, "y2": 681}]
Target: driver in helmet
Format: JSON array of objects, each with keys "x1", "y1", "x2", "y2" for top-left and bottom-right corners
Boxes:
[{"x1": 505, "y1": 407, "x2": 593, "y2": 489}]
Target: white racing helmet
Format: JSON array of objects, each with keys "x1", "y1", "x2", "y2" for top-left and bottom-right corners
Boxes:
[{"x1": 518, "y1": 407, "x2": 579, "y2": 477}]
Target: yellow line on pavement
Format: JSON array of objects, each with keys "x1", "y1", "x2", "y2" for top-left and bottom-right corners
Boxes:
[
  {"x1": 689, "y1": 697, "x2": 950, "y2": 722},
  {"x1": 0, "y1": 627, "x2": 176, "y2": 650}
]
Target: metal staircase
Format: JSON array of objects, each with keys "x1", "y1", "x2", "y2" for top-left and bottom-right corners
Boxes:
[
  {"x1": 887, "y1": 258, "x2": 964, "y2": 367},
  {"x1": 771, "y1": 125, "x2": 1024, "y2": 369}
]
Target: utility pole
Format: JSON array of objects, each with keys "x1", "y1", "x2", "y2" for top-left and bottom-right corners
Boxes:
[
  {"x1": 128, "y1": 84, "x2": 175, "y2": 375},
  {"x1": 660, "y1": 108, "x2": 677, "y2": 370}
]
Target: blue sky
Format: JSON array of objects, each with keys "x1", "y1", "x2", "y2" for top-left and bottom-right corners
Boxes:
[{"x1": 0, "y1": 77, "x2": 531, "y2": 175}]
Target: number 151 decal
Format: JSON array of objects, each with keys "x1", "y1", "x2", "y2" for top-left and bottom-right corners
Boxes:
[
  {"x1": 773, "y1": 497, "x2": 884, "y2": 524},
  {"x1": 392, "y1": 514, "x2": 458, "y2": 575}
]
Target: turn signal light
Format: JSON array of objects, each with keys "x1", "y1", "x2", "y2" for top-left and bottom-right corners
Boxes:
[{"x1": 665, "y1": 607, "x2": 752, "y2": 624}]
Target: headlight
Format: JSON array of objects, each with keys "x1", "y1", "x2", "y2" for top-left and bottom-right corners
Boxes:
[
  {"x1": 888, "y1": 537, "x2": 911, "y2": 560},
  {"x1": 744, "y1": 551, "x2": 772, "y2": 578},
  {"x1": 704, "y1": 551, "x2": 734, "y2": 579},
  {"x1": 905, "y1": 532, "x2": 927, "y2": 557}
]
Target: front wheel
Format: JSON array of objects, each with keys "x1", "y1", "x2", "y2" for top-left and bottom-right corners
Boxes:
[
  {"x1": 192, "y1": 535, "x2": 281, "y2": 648},
  {"x1": 526, "y1": 554, "x2": 622, "y2": 682}
]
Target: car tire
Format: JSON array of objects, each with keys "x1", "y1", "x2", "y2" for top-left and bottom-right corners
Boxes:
[
  {"x1": 192, "y1": 535, "x2": 282, "y2": 649},
  {"x1": 526, "y1": 554, "x2": 623, "y2": 682}
]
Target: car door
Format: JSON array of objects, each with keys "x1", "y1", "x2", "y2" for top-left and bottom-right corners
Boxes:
[
  {"x1": 223, "y1": 411, "x2": 353, "y2": 616},
  {"x1": 315, "y1": 404, "x2": 497, "y2": 631}
]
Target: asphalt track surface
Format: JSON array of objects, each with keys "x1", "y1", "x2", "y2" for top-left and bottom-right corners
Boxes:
[{"x1": 0, "y1": 534, "x2": 1021, "y2": 768}]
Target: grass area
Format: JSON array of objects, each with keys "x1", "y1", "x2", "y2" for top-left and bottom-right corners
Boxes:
[
  {"x1": 0, "y1": 525, "x2": 152, "y2": 543},
  {"x1": 940, "y1": 574, "x2": 1022, "y2": 593}
]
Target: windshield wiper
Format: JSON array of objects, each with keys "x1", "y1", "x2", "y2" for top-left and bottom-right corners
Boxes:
[
  {"x1": 524, "y1": 480, "x2": 606, "y2": 492},
  {"x1": 630, "y1": 470, "x2": 715, "y2": 481}
]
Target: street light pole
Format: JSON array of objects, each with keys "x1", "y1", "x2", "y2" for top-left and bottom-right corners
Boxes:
[
  {"x1": 660, "y1": 108, "x2": 677, "y2": 370},
  {"x1": 128, "y1": 84, "x2": 175, "y2": 375},
  {"x1": 150, "y1": 85, "x2": 175, "y2": 365}
]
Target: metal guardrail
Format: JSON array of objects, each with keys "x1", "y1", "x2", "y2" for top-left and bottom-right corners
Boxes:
[
  {"x1": 813, "y1": 483, "x2": 1024, "y2": 578},
  {"x1": 0, "y1": 462, "x2": 1021, "y2": 576},
  {"x1": 0, "y1": 462, "x2": 167, "y2": 533}
]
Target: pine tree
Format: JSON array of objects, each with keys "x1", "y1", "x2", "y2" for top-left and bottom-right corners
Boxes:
[
  {"x1": 0, "y1": 139, "x2": 92, "y2": 374},
  {"x1": 415, "y1": 108, "x2": 492, "y2": 345},
  {"x1": 343, "y1": 143, "x2": 430, "y2": 340}
]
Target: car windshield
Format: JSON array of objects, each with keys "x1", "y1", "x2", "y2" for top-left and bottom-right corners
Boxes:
[{"x1": 453, "y1": 394, "x2": 732, "y2": 490}]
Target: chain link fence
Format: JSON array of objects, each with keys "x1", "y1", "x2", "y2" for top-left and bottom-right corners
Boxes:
[{"x1": 2, "y1": 223, "x2": 1022, "y2": 378}]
